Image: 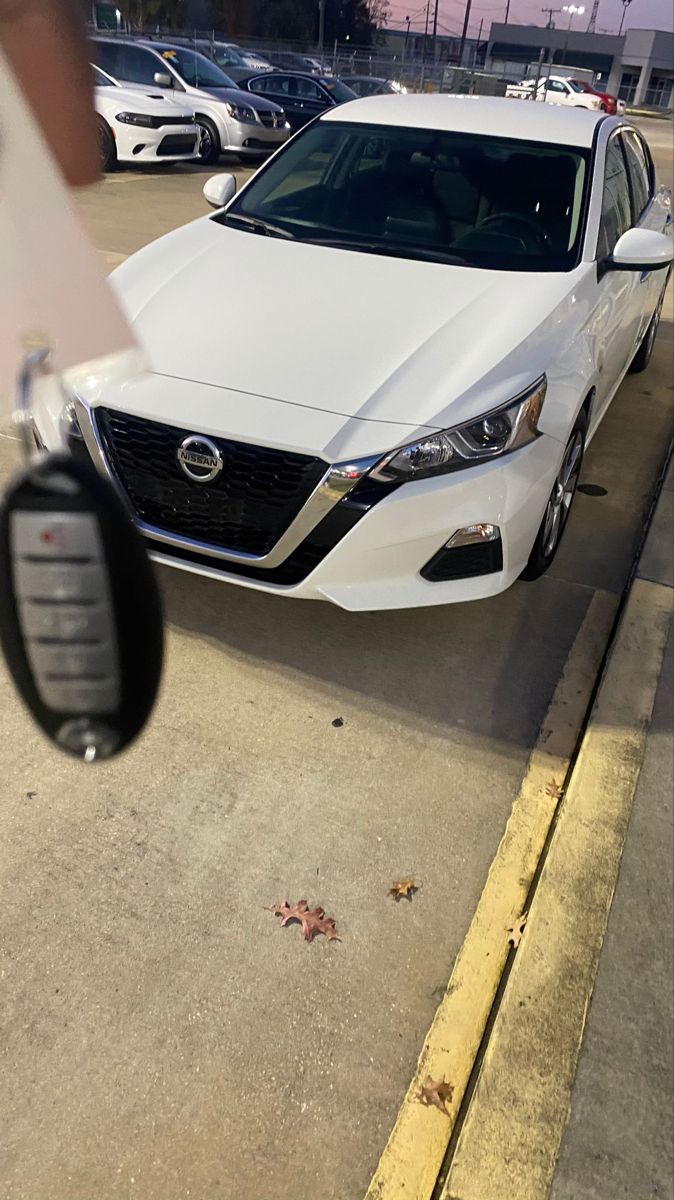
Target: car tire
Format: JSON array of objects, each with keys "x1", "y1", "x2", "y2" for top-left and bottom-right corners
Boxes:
[
  {"x1": 97, "y1": 116, "x2": 117, "y2": 172},
  {"x1": 521, "y1": 411, "x2": 587, "y2": 581},
  {"x1": 195, "y1": 116, "x2": 220, "y2": 165},
  {"x1": 629, "y1": 285, "x2": 667, "y2": 374}
]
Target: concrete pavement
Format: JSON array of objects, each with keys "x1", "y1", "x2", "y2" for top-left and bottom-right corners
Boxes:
[{"x1": 550, "y1": 459, "x2": 673, "y2": 1200}]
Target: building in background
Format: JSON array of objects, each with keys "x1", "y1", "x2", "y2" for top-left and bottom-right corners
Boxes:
[{"x1": 487, "y1": 21, "x2": 673, "y2": 108}]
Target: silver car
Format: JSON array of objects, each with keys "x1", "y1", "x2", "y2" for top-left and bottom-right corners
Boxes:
[{"x1": 91, "y1": 38, "x2": 291, "y2": 164}]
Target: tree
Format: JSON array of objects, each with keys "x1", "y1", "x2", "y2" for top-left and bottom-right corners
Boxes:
[{"x1": 117, "y1": 0, "x2": 187, "y2": 28}]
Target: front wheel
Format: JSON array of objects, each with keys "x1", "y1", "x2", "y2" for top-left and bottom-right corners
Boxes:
[
  {"x1": 195, "y1": 116, "x2": 220, "y2": 165},
  {"x1": 629, "y1": 285, "x2": 666, "y2": 374},
  {"x1": 97, "y1": 116, "x2": 117, "y2": 172},
  {"x1": 521, "y1": 412, "x2": 587, "y2": 581}
]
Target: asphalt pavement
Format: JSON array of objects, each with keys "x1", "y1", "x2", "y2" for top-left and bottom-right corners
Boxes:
[{"x1": 0, "y1": 120, "x2": 671, "y2": 1200}]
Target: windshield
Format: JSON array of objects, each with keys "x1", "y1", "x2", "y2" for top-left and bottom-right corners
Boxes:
[
  {"x1": 158, "y1": 46, "x2": 235, "y2": 89},
  {"x1": 219, "y1": 121, "x2": 589, "y2": 272}
]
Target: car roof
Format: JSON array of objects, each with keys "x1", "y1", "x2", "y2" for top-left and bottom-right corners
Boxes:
[{"x1": 321, "y1": 93, "x2": 609, "y2": 147}]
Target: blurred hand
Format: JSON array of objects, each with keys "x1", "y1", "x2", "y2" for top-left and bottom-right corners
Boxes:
[{"x1": 0, "y1": 0, "x2": 99, "y2": 186}]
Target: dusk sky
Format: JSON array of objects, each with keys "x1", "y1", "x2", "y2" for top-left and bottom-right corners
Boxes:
[{"x1": 387, "y1": 0, "x2": 674, "y2": 40}]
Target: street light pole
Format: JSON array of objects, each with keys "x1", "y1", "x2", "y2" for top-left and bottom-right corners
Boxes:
[
  {"x1": 618, "y1": 0, "x2": 631, "y2": 34},
  {"x1": 431, "y1": 0, "x2": 440, "y2": 66},
  {"x1": 504, "y1": 0, "x2": 512, "y2": 23}
]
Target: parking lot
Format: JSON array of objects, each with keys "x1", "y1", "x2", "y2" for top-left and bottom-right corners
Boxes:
[{"x1": 1, "y1": 120, "x2": 672, "y2": 1200}]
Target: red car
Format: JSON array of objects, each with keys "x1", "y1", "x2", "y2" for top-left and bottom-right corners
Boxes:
[{"x1": 569, "y1": 78, "x2": 619, "y2": 114}]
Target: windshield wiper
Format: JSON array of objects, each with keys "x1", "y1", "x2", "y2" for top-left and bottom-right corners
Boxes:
[
  {"x1": 222, "y1": 212, "x2": 295, "y2": 239},
  {"x1": 299, "y1": 237, "x2": 471, "y2": 265}
]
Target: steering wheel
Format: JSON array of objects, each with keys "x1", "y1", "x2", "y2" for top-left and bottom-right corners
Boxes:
[{"x1": 478, "y1": 211, "x2": 551, "y2": 248}]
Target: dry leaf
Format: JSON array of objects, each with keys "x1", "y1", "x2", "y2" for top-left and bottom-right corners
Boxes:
[
  {"x1": 389, "y1": 879, "x2": 418, "y2": 902},
  {"x1": 418, "y1": 1076, "x2": 454, "y2": 1114},
  {"x1": 507, "y1": 912, "x2": 528, "y2": 949},
  {"x1": 546, "y1": 778, "x2": 563, "y2": 800},
  {"x1": 268, "y1": 899, "x2": 341, "y2": 943}
]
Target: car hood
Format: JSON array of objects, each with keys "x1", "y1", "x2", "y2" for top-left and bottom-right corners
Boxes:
[
  {"x1": 111, "y1": 217, "x2": 576, "y2": 432},
  {"x1": 200, "y1": 85, "x2": 283, "y2": 113},
  {"x1": 97, "y1": 83, "x2": 195, "y2": 117}
]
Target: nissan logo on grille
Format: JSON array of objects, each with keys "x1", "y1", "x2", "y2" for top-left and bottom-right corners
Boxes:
[{"x1": 177, "y1": 435, "x2": 223, "y2": 483}]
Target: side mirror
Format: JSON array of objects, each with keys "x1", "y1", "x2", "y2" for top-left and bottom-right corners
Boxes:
[
  {"x1": 203, "y1": 173, "x2": 237, "y2": 209},
  {"x1": 607, "y1": 227, "x2": 673, "y2": 272},
  {"x1": 153, "y1": 71, "x2": 173, "y2": 88}
]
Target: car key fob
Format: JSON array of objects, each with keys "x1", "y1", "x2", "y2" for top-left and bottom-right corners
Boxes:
[{"x1": 0, "y1": 453, "x2": 163, "y2": 761}]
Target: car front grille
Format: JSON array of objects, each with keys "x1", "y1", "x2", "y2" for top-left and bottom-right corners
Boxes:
[
  {"x1": 258, "y1": 111, "x2": 285, "y2": 128},
  {"x1": 95, "y1": 408, "x2": 327, "y2": 558}
]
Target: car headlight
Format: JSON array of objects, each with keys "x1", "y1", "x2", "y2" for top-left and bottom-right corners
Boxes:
[
  {"x1": 225, "y1": 102, "x2": 258, "y2": 124},
  {"x1": 115, "y1": 111, "x2": 156, "y2": 127},
  {"x1": 370, "y1": 377, "x2": 547, "y2": 483}
]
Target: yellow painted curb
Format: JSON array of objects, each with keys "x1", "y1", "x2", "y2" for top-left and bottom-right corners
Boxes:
[
  {"x1": 442, "y1": 577, "x2": 673, "y2": 1200},
  {"x1": 365, "y1": 589, "x2": 618, "y2": 1200}
]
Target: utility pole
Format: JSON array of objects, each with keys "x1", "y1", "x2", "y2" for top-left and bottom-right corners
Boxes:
[
  {"x1": 458, "y1": 0, "x2": 474, "y2": 68},
  {"x1": 421, "y1": 0, "x2": 430, "y2": 65},
  {"x1": 541, "y1": 5, "x2": 561, "y2": 26},
  {"x1": 403, "y1": 15, "x2": 411, "y2": 62},
  {"x1": 318, "y1": 0, "x2": 326, "y2": 58},
  {"x1": 431, "y1": 0, "x2": 440, "y2": 66}
]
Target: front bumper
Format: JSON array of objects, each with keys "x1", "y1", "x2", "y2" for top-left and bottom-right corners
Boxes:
[
  {"x1": 143, "y1": 437, "x2": 562, "y2": 609},
  {"x1": 33, "y1": 378, "x2": 564, "y2": 612},
  {"x1": 115, "y1": 123, "x2": 199, "y2": 163},
  {"x1": 221, "y1": 123, "x2": 290, "y2": 155}
]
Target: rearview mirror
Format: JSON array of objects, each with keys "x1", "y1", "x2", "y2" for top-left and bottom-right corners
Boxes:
[
  {"x1": 607, "y1": 227, "x2": 673, "y2": 272},
  {"x1": 203, "y1": 173, "x2": 237, "y2": 209},
  {"x1": 153, "y1": 71, "x2": 173, "y2": 88}
]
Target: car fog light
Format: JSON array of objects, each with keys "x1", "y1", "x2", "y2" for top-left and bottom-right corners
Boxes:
[{"x1": 446, "y1": 523, "x2": 500, "y2": 548}]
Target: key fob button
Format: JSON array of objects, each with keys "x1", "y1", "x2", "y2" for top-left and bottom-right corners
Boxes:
[
  {"x1": 26, "y1": 642, "x2": 116, "y2": 680},
  {"x1": 14, "y1": 561, "x2": 107, "y2": 603},
  {"x1": 19, "y1": 602, "x2": 112, "y2": 642},
  {"x1": 10, "y1": 512, "x2": 102, "y2": 560},
  {"x1": 38, "y1": 677, "x2": 120, "y2": 716}
]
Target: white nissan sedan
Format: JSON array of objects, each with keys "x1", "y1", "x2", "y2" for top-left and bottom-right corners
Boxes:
[{"x1": 37, "y1": 97, "x2": 672, "y2": 610}]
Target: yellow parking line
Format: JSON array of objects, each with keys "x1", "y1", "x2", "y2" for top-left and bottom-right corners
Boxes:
[
  {"x1": 365, "y1": 588, "x2": 617, "y2": 1200},
  {"x1": 440, "y1": 577, "x2": 673, "y2": 1200}
]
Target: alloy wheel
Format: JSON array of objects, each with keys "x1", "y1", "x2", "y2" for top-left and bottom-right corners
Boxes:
[
  {"x1": 198, "y1": 124, "x2": 213, "y2": 161},
  {"x1": 541, "y1": 430, "x2": 583, "y2": 558}
]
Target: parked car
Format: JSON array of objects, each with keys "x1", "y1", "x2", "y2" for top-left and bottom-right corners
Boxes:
[
  {"x1": 237, "y1": 71, "x2": 356, "y2": 131},
  {"x1": 261, "y1": 50, "x2": 330, "y2": 75},
  {"x1": 228, "y1": 44, "x2": 274, "y2": 71},
  {"x1": 92, "y1": 64, "x2": 199, "y2": 169},
  {"x1": 506, "y1": 75, "x2": 604, "y2": 110},
  {"x1": 340, "y1": 75, "x2": 407, "y2": 96},
  {"x1": 38, "y1": 98, "x2": 672, "y2": 611},
  {"x1": 91, "y1": 37, "x2": 290, "y2": 163},
  {"x1": 170, "y1": 38, "x2": 259, "y2": 83},
  {"x1": 568, "y1": 78, "x2": 624, "y2": 115}
]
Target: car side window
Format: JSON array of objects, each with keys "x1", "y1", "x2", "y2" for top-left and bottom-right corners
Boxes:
[
  {"x1": 120, "y1": 45, "x2": 163, "y2": 86},
  {"x1": 547, "y1": 80, "x2": 567, "y2": 94},
  {"x1": 621, "y1": 129, "x2": 653, "y2": 220},
  {"x1": 295, "y1": 78, "x2": 324, "y2": 101},
  {"x1": 597, "y1": 137, "x2": 632, "y2": 260},
  {"x1": 251, "y1": 74, "x2": 287, "y2": 96},
  {"x1": 93, "y1": 41, "x2": 122, "y2": 78}
]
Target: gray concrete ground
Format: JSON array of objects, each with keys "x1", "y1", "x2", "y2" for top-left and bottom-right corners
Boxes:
[
  {"x1": 551, "y1": 461, "x2": 674, "y2": 1200},
  {"x1": 0, "y1": 120, "x2": 672, "y2": 1200}
]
